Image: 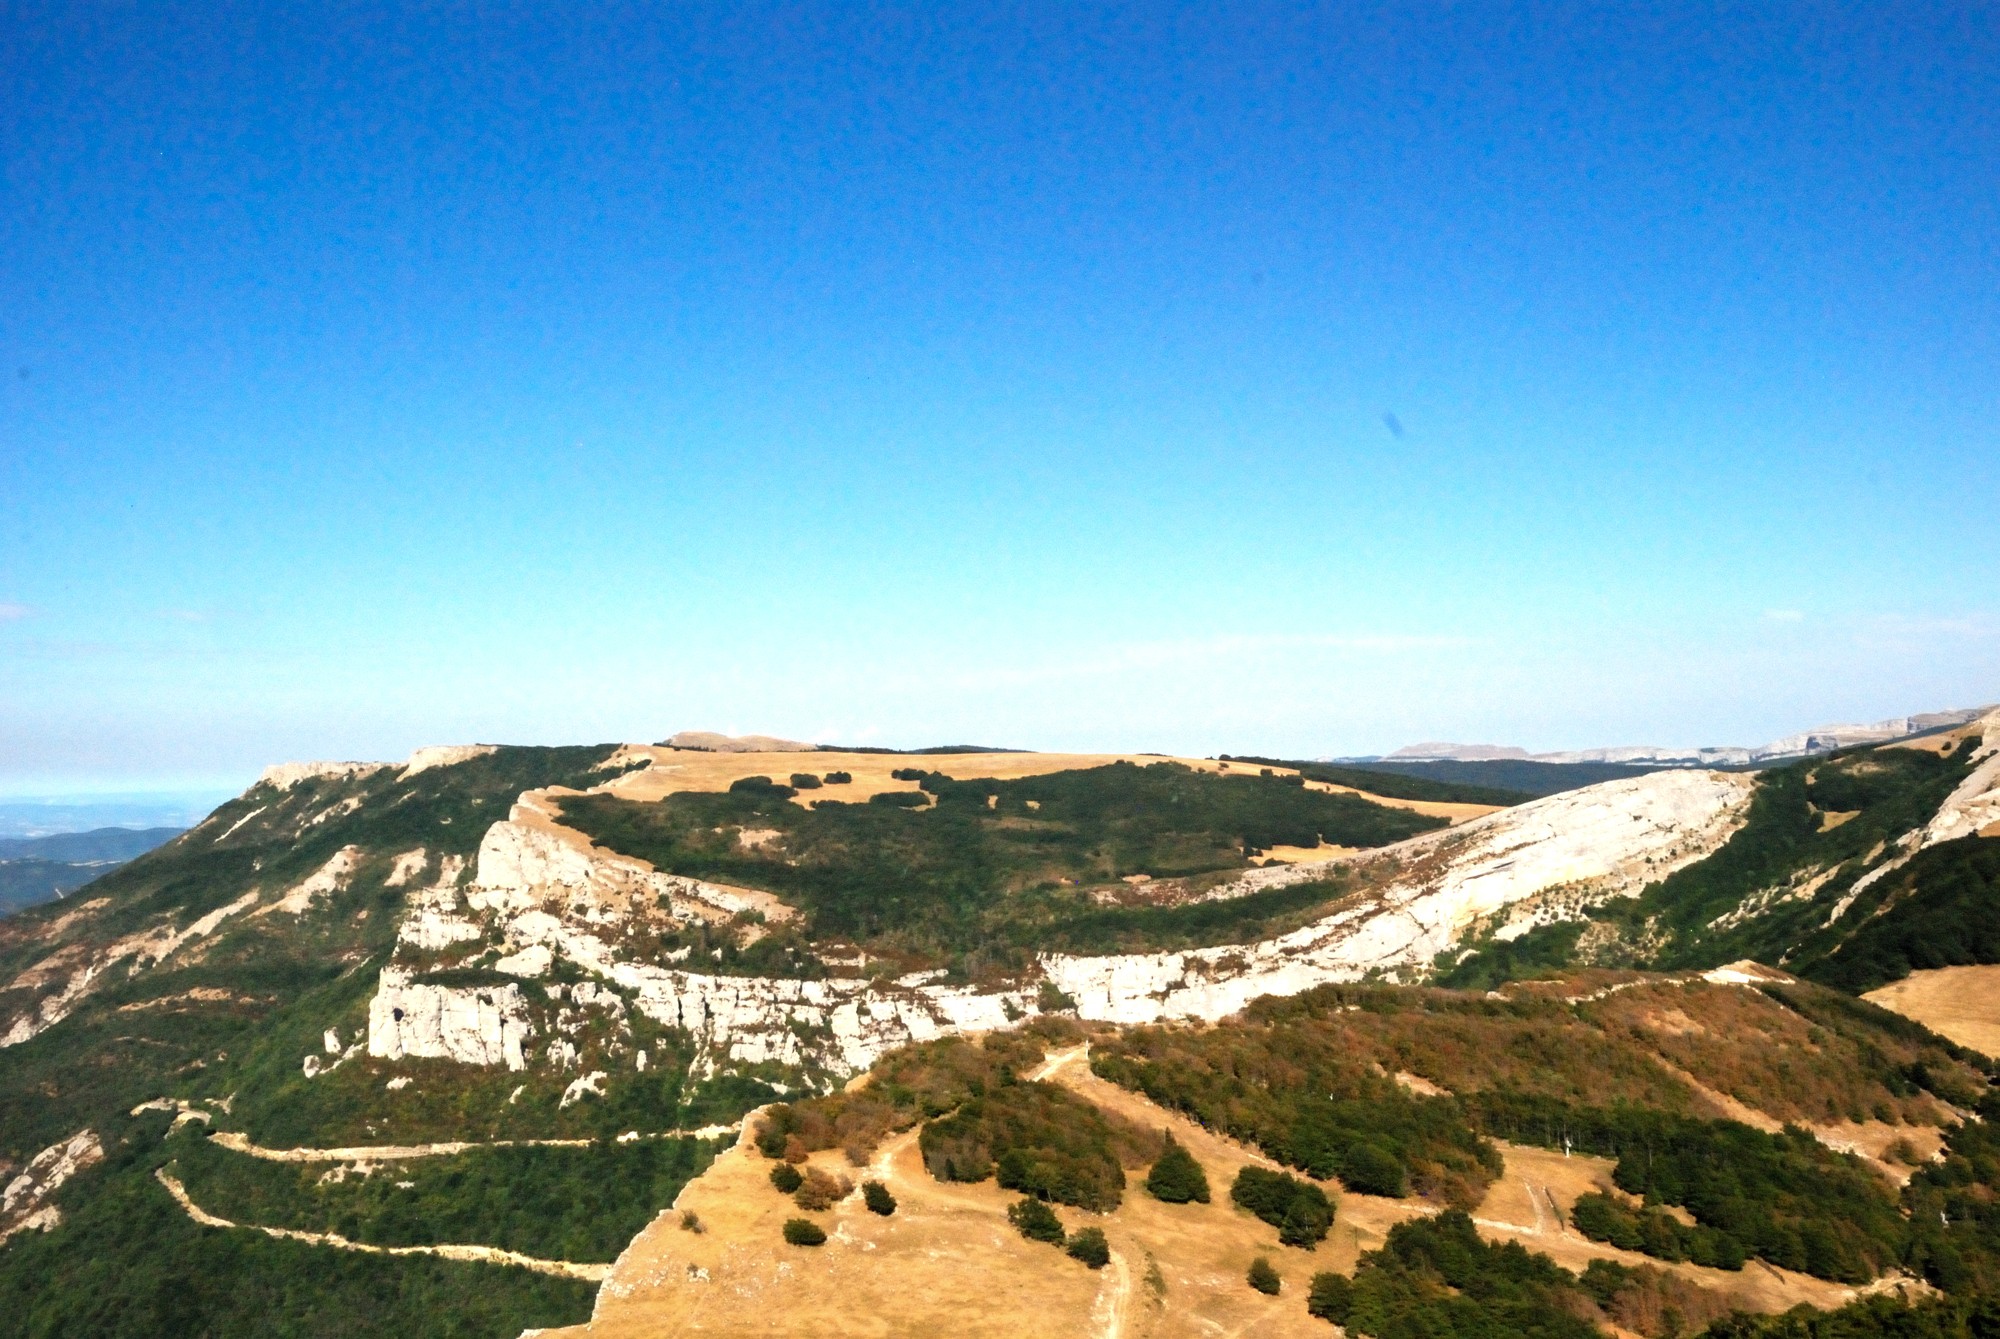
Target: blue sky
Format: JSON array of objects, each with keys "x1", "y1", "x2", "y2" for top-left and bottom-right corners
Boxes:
[{"x1": 3, "y1": 2, "x2": 1996, "y2": 794}]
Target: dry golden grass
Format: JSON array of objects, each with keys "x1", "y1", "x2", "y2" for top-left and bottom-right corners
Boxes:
[
  {"x1": 1865, "y1": 966, "x2": 2000, "y2": 1059},
  {"x1": 545, "y1": 1043, "x2": 1876, "y2": 1339},
  {"x1": 595, "y1": 746, "x2": 1504, "y2": 827}
]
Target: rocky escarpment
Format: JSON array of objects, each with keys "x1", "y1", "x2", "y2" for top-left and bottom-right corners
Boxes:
[
  {"x1": 360, "y1": 766, "x2": 1757, "y2": 1086},
  {"x1": 1042, "y1": 768, "x2": 1757, "y2": 1024},
  {"x1": 1923, "y1": 708, "x2": 2000, "y2": 846}
]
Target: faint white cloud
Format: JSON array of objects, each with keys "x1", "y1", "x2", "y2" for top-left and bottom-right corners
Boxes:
[
  {"x1": 1763, "y1": 609, "x2": 1804, "y2": 623},
  {"x1": 0, "y1": 603, "x2": 28, "y2": 621}
]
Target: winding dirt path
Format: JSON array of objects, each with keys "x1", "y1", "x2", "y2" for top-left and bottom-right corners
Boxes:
[
  {"x1": 154, "y1": 1167, "x2": 611, "y2": 1281},
  {"x1": 202, "y1": 1123, "x2": 740, "y2": 1163}
]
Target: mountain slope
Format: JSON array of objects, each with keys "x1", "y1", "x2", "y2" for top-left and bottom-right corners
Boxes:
[{"x1": 5, "y1": 714, "x2": 2000, "y2": 1338}]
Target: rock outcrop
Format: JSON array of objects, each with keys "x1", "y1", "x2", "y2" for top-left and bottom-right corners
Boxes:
[
  {"x1": 0, "y1": 1129, "x2": 103, "y2": 1243},
  {"x1": 1041, "y1": 768, "x2": 1756, "y2": 1025},
  {"x1": 367, "y1": 969, "x2": 531, "y2": 1071},
  {"x1": 1924, "y1": 709, "x2": 2000, "y2": 847}
]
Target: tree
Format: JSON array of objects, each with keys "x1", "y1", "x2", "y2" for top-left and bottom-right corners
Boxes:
[
  {"x1": 794, "y1": 1167, "x2": 852, "y2": 1211},
  {"x1": 1066, "y1": 1227, "x2": 1110, "y2": 1269},
  {"x1": 1008, "y1": 1196, "x2": 1066, "y2": 1245},
  {"x1": 862, "y1": 1180, "x2": 897, "y2": 1216},
  {"x1": 1339, "y1": 1142, "x2": 1407, "y2": 1198},
  {"x1": 823, "y1": 771, "x2": 852, "y2": 784},
  {"x1": 1306, "y1": 1272, "x2": 1353, "y2": 1323},
  {"x1": 1232, "y1": 1167, "x2": 1334, "y2": 1248},
  {"x1": 769, "y1": 1163, "x2": 804, "y2": 1194},
  {"x1": 1145, "y1": 1135, "x2": 1211, "y2": 1204},
  {"x1": 1247, "y1": 1257, "x2": 1281, "y2": 1296},
  {"x1": 790, "y1": 773, "x2": 823, "y2": 789},
  {"x1": 782, "y1": 1218, "x2": 827, "y2": 1246}
]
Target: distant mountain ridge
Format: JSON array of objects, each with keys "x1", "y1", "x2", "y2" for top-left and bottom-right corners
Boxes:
[{"x1": 1378, "y1": 703, "x2": 1994, "y2": 766}]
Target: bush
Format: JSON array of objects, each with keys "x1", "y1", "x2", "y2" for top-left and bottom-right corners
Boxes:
[
  {"x1": 794, "y1": 1167, "x2": 852, "y2": 1211},
  {"x1": 1145, "y1": 1135, "x2": 1211, "y2": 1204},
  {"x1": 869, "y1": 790, "x2": 929, "y2": 808},
  {"x1": 1066, "y1": 1226, "x2": 1110, "y2": 1269},
  {"x1": 769, "y1": 1163, "x2": 804, "y2": 1194},
  {"x1": 790, "y1": 773, "x2": 823, "y2": 789},
  {"x1": 1008, "y1": 1196, "x2": 1066, "y2": 1245},
  {"x1": 1339, "y1": 1141, "x2": 1407, "y2": 1198},
  {"x1": 1248, "y1": 1257, "x2": 1281, "y2": 1295},
  {"x1": 822, "y1": 771, "x2": 852, "y2": 784},
  {"x1": 1306, "y1": 1271, "x2": 1353, "y2": 1322},
  {"x1": 782, "y1": 1218, "x2": 826, "y2": 1247},
  {"x1": 1232, "y1": 1167, "x2": 1334, "y2": 1248},
  {"x1": 862, "y1": 1180, "x2": 896, "y2": 1216},
  {"x1": 728, "y1": 775, "x2": 797, "y2": 798}
]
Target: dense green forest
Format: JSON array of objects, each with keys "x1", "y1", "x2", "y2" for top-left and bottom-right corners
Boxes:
[
  {"x1": 172, "y1": 1133, "x2": 720, "y2": 1262},
  {"x1": 1215, "y1": 756, "x2": 1532, "y2": 806},
  {"x1": 1336, "y1": 757, "x2": 1685, "y2": 797},
  {"x1": 0, "y1": 1118, "x2": 595, "y2": 1339},
  {"x1": 561, "y1": 760, "x2": 1442, "y2": 965}
]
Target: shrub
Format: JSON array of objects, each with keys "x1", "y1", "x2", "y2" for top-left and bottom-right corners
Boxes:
[
  {"x1": 794, "y1": 1167, "x2": 853, "y2": 1212},
  {"x1": 1008, "y1": 1196, "x2": 1066, "y2": 1245},
  {"x1": 790, "y1": 773, "x2": 823, "y2": 789},
  {"x1": 822, "y1": 771, "x2": 852, "y2": 784},
  {"x1": 862, "y1": 1180, "x2": 896, "y2": 1216},
  {"x1": 1232, "y1": 1167, "x2": 1334, "y2": 1248},
  {"x1": 1306, "y1": 1271, "x2": 1353, "y2": 1323},
  {"x1": 1066, "y1": 1226, "x2": 1110, "y2": 1269},
  {"x1": 869, "y1": 790, "x2": 928, "y2": 808},
  {"x1": 782, "y1": 1218, "x2": 826, "y2": 1247},
  {"x1": 1339, "y1": 1141, "x2": 1407, "y2": 1197},
  {"x1": 679, "y1": 1210, "x2": 703, "y2": 1233},
  {"x1": 769, "y1": 1163, "x2": 804, "y2": 1194},
  {"x1": 1145, "y1": 1135, "x2": 1211, "y2": 1204},
  {"x1": 728, "y1": 775, "x2": 796, "y2": 798},
  {"x1": 1247, "y1": 1257, "x2": 1281, "y2": 1295}
]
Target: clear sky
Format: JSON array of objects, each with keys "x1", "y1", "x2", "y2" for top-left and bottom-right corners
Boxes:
[{"x1": 3, "y1": 3, "x2": 1996, "y2": 794}]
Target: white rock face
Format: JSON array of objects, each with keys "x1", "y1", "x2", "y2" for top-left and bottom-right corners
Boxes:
[
  {"x1": 365, "y1": 765, "x2": 1752, "y2": 1082},
  {"x1": 266, "y1": 846, "x2": 362, "y2": 915},
  {"x1": 403, "y1": 744, "x2": 499, "y2": 777},
  {"x1": 256, "y1": 761, "x2": 389, "y2": 791},
  {"x1": 473, "y1": 804, "x2": 789, "y2": 923},
  {"x1": 367, "y1": 969, "x2": 531, "y2": 1071},
  {"x1": 1924, "y1": 710, "x2": 2000, "y2": 847},
  {"x1": 1043, "y1": 768, "x2": 1756, "y2": 1026},
  {"x1": 1, "y1": 1129, "x2": 103, "y2": 1244}
]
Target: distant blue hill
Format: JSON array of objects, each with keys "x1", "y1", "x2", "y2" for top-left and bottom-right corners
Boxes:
[{"x1": 0, "y1": 826, "x2": 185, "y2": 915}]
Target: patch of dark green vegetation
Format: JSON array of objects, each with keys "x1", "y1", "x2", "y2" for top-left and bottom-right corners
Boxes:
[
  {"x1": 754, "y1": 1026, "x2": 1159, "y2": 1214},
  {"x1": 1570, "y1": 1190, "x2": 1746, "y2": 1269},
  {"x1": 1802, "y1": 837, "x2": 2000, "y2": 994},
  {"x1": 560, "y1": 760, "x2": 1441, "y2": 965},
  {"x1": 1334, "y1": 1209, "x2": 1604, "y2": 1338},
  {"x1": 1231, "y1": 1166, "x2": 1334, "y2": 1247},
  {"x1": 1432, "y1": 921, "x2": 1586, "y2": 990},
  {"x1": 1335, "y1": 757, "x2": 1688, "y2": 798},
  {"x1": 172, "y1": 1131, "x2": 719, "y2": 1263},
  {"x1": 1217, "y1": 756, "x2": 1531, "y2": 807},
  {"x1": 1603, "y1": 739, "x2": 1982, "y2": 978},
  {"x1": 0, "y1": 1118, "x2": 593, "y2": 1339},
  {"x1": 1144, "y1": 1133, "x2": 1210, "y2": 1203},
  {"x1": 1092, "y1": 1007, "x2": 1501, "y2": 1209},
  {"x1": 1697, "y1": 1294, "x2": 2000, "y2": 1338},
  {"x1": 1468, "y1": 1095, "x2": 1908, "y2": 1282}
]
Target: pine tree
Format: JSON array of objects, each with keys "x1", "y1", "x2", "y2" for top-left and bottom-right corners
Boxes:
[{"x1": 1145, "y1": 1134, "x2": 1212, "y2": 1204}]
